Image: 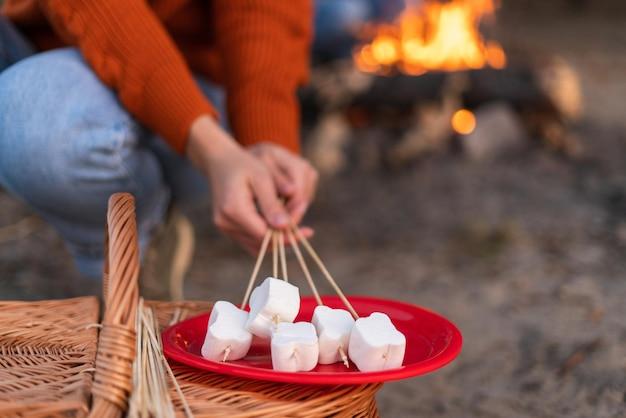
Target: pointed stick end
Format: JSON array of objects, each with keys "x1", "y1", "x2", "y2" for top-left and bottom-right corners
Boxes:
[
  {"x1": 339, "y1": 346, "x2": 349, "y2": 368},
  {"x1": 222, "y1": 346, "x2": 231, "y2": 362}
]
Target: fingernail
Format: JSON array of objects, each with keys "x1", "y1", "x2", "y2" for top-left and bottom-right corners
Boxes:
[{"x1": 272, "y1": 213, "x2": 289, "y2": 227}]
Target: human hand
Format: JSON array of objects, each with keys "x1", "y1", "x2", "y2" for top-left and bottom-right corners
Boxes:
[
  {"x1": 186, "y1": 116, "x2": 312, "y2": 253},
  {"x1": 248, "y1": 142, "x2": 319, "y2": 225}
]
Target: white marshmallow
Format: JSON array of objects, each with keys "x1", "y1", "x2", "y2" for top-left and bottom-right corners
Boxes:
[
  {"x1": 245, "y1": 277, "x2": 300, "y2": 339},
  {"x1": 311, "y1": 306, "x2": 355, "y2": 365},
  {"x1": 348, "y1": 312, "x2": 406, "y2": 372},
  {"x1": 271, "y1": 322, "x2": 319, "y2": 372},
  {"x1": 201, "y1": 301, "x2": 252, "y2": 362}
]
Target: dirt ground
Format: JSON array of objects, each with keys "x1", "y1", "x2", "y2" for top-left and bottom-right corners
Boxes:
[{"x1": 1, "y1": 6, "x2": 625, "y2": 418}]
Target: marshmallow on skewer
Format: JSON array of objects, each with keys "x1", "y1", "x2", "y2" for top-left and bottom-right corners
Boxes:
[
  {"x1": 348, "y1": 312, "x2": 406, "y2": 372},
  {"x1": 311, "y1": 306, "x2": 355, "y2": 366},
  {"x1": 245, "y1": 277, "x2": 300, "y2": 339},
  {"x1": 201, "y1": 301, "x2": 252, "y2": 362},
  {"x1": 271, "y1": 322, "x2": 319, "y2": 372}
]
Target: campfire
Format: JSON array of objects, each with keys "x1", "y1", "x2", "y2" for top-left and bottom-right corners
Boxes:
[
  {"x1": 302, "y1": 0, "x2": 582, "y2": 175},
  {"x1": 354, "y1": 0, "x2": 506, "y2": 75}
]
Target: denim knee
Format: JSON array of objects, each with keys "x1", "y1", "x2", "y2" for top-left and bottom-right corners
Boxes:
[
  {"x1": 0, "y1": 48, "x2": 169, "y2": 277},
  {"x1": 0, "y1": 48, "x2": 164, "y2": 218}
]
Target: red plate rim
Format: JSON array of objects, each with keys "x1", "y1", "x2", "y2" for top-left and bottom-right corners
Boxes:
[{"x1": 162, "y1": 295, "x2": 463, "y2": 385}]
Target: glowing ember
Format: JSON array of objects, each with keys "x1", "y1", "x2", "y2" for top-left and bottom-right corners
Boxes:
[
  {"x1": 354, "y1": 0, "x2": 506, "y2": 74},
  {"x1": 451, "y1": 109, "x2": 476, "y2": 134}
]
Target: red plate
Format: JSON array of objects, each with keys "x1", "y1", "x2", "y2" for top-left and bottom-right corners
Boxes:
[{"x1": 162, "y1": 296, "x2": 462, "y2": 385}]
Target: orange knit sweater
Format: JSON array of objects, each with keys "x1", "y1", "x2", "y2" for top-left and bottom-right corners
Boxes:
[{"x1": 2, "y1": 0, "x2": 312, "y2": 154}]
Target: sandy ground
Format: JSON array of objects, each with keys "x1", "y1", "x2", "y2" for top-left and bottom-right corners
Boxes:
[{"x1": 1, "y1": 7, "x2": 625, "y2": 418}]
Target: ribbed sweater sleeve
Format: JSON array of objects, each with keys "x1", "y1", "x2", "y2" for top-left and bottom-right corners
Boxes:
[
  {"x1": 38, "y1": 0, "x2": 218, "y2": 154},
  {"x1": 214, "y1": 0, "x2": 312, "y2": 153}
]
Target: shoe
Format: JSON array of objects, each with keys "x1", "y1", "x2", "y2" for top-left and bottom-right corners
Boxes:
[{"x1": 141, "y1": 207, "x2": 194, "y2": 300}]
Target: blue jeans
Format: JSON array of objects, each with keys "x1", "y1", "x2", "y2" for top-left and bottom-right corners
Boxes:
[{"x1": 0, "y1": 17, "x2": 223, "y2": 278}]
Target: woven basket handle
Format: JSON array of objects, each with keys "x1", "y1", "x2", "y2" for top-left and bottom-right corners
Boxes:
[{"x1": 89, "y1": 193, "x2": 140, "y2": 417}]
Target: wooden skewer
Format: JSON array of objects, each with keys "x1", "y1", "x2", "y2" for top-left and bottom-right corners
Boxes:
[
  {"x1": 271, "y1": 313, "x2": 282, "y2": 332},
  {"x1": 291, "y1": 225, "x2": 359, "y2": 319},
  {"x1": 272, "y1": 230, "x2": 278, "y2": 278},
  {"x1": 151, "y1": 307, "x2": 193, "y2": 418},
  {"x1": 286, "y1": 228, "x2": 323, "y2": 306},
  {"x1": 238, "y1": 225, "x2": 354, "y2": 369},
  {"x1": 338, "y1": 345, "x2": 349, "y2": 368},
  {"x1": 268, "y1": 231, "x2": 292, "y2": 328},
  {"x1": 278, "y1": 231, "x2": 288, "y2": 282},
  {"x1": 288, "y1": 229, "x2": 351, "y2": 368},
  {"x1": 133, "y1": 302, "x2": 193, "y2": 418},
  {"x1": 240, "y1": 230, "x2": 272, "y2": 309},
  {"x1": 222, "y1": 346, "x2": 231, "y2": 363}
]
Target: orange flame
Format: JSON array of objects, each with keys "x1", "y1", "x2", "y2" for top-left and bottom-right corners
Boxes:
[{"x1": 354, "y1": 0, "x2": 506, "y2": 75}]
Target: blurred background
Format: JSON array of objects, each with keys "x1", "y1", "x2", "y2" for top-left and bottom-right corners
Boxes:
[{"x1": 1, "y1": 1, "x2": 625, "y2": 416}]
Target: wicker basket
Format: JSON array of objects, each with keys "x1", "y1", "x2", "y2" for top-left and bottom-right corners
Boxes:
[
  {"x1": 0, "y1": 193, "x2": 381, "y2": 417},
  {"x1": 0, "y1": 297, "x2": 99, "y2": 417}
]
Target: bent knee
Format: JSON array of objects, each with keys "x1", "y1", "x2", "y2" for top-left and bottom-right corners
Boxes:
[{"x1": 0, "y1": 48, "x2": 151, "y2": 219}]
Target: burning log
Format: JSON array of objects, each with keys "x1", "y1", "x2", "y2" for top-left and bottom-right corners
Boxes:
[
  {"x1": 302, "y1": 56, "x2": 582, "y2": 173},
  {"x1": 344, "y1": 59, "x2": 581, "y2": 127}
]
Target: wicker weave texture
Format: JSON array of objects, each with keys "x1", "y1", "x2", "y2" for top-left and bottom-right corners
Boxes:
[
  {"x1": 89, "y1": 193, "x2": 140, "y2": 418},
  {"x1": 0, "y1": 193, "x2": 381, "y2": 418},
  {"x1": 0, "y1": 297, "x2": 100, "y2": 417},
  {"x1": 149, "y1": 301, "x2": 382, "y2": 418}
]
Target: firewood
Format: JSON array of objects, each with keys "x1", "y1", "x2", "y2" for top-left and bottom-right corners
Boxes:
[{"x1": 302, "y1": 55, "x2": 583, "y2": 171}]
